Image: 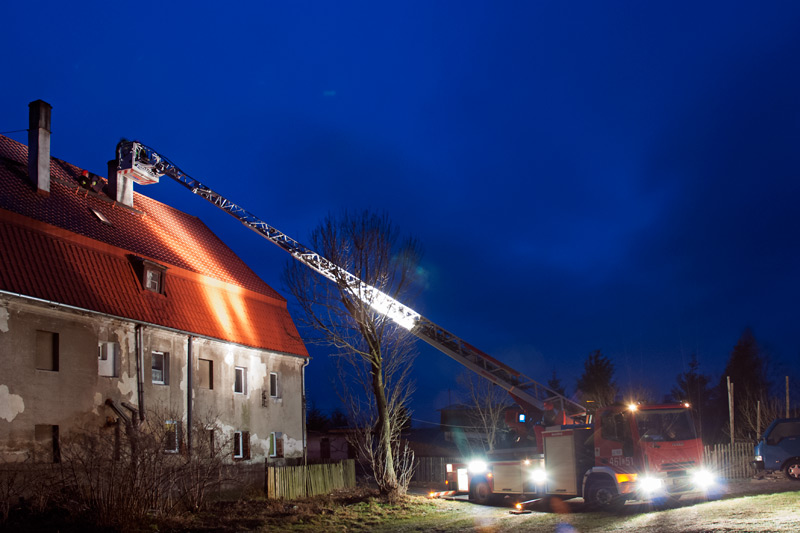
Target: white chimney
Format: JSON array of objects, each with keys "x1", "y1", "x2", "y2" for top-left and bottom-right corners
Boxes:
[
  {"x1": 28, "y1": 100, "x2": 52, "y2": 196},
  {"x1": 108, "y1": 159, "x2": 133, "y2": 207}
]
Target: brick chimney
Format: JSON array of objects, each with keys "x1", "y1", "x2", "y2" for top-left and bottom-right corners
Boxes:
[
  {"x1": 108, "y1": 159, "x2": 134, "y2": 207},
  {"x1": 28, "y1": 100, "x2": 52, "y2": 196}
]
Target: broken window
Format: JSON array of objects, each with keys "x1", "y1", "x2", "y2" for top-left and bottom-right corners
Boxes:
[
  {"x1": 234, "y1": 366, "x2": 247, "y2": 394},
  {"x1": 98, "y1": 341, "x2": 119, "y2": 377},
  {"x1": 35, "y1": 330, "x2": 59, "y2": 371},
  {"x1": 199, "y1": 358, "x2": 213, "y2": 389},
  {"x1": 152, "y1": 351, "x2": 169, "y2": 385}
]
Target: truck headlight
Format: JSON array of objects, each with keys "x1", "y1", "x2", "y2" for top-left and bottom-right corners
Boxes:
[
  {"x1": 468, "y1": 460, "x2": 488, "y2": 474},
  {"x1": 754, "y1": 455, "x2": 762, "y2": 462},
  {"x1": 530, "y1": 468, "x2": 547, "y2": 484},
  {"x1": 692, "y1": 469, "x2": 715, "y2": 489},
  {"x1": 639, "y1": 476, "x2": 664, "y2": 493}
]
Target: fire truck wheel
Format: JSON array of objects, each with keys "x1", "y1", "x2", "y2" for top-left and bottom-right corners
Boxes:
[
  {"x1": 784, "y1": 458, "x2": 800, "y2": 481},
  {"x1": 469, "y1": 479, "x2": 493, "y2": 505},
  {"x1": 586, "y1": 479, "x2": 622, "y2": 511}
]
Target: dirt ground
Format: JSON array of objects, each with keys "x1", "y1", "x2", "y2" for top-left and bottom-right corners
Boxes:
[{"x1": 415, "y1": 476, "x2": 800, "y2": 533}]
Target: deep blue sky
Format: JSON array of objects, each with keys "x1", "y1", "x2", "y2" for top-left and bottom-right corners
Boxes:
[{"x1": 3, "y1": 1, "x2": 799, "y2": 424}]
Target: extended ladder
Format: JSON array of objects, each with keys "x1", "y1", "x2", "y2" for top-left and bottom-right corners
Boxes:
[{"x1": 116, "y1": 141, "x2": 584, "y2": 417}]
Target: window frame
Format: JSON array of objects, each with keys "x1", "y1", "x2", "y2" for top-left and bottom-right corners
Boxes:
[
  {"x1": 143, "y1": 261, "x2": 167, "y2": 294},
  {"x1": 98, "y1": 341, "x2": 119, "y2": 377},
  {"x1": 234, "y1": 366, "x2": 247, "y2": 395},
  {"x1": 198, "y1": 358, "x2": 213, "y2": 390},
  {"x1": 233, "y1": 430, "x2": 250, "y2": 460},
  {"x1": 35, "y1": 330, "x2": 59, "y2": 372},
  {"x1": 269, "y1": 372, "x2": 279, "y2": 398},
  {"x1": 164, "y1": 420, "x2": 180, "y2": 454},
  {"x1": 269, "y1": 431, "x2": 284, "y2": 458},
  {"x1": 152, "y1": 351, "x2": 169, "y2": 385}
]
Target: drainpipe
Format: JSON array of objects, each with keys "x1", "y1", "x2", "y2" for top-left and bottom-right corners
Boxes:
[
  {"x1": 302, "y1": 358, "x2": 309, "y2": 467},
  {"x1": 135, "y1": 324, "x2": 145, "y2": 421},
  {"x1": 187, "y1": 335, "x2": 194, "y2": 456}
]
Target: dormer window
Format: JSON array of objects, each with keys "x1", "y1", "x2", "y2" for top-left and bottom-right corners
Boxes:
[
  {"x1": 129, "y1": 256, "x2": 167, "y2": 295},
  {"x1": 146, "y1": 267, "x2": 162, "y2": 292},
  {"x1": 142, "y1": 261, "x2": 167, "y2": 294}
]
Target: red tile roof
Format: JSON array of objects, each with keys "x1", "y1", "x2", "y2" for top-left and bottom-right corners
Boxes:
[{"x1": 0, "y1": 135, "x2": 307, "y2": 357}]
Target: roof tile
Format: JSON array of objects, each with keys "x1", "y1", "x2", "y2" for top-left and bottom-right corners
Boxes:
[{"x1": 0, "y1": 135, "x2": 307, "y2": 357}]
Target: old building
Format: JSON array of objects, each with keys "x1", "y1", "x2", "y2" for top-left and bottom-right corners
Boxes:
[{"x1": 0, "y1": 100, "x2": 309, "y2": 464}]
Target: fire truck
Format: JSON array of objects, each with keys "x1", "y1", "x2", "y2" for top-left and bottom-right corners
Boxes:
[
  {"x1": 445, "y1": 402, "x2": 714, "y2": 508},
  {"x1": 115, "y1": 141, "x2": 714, "y2": 508}
]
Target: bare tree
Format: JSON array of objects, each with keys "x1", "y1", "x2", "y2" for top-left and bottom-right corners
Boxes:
[
  {"x1": 283, "y1": 210, "x2": 422, "y2": 498},
  {"x1": 736, "y1": 388, "x2": 786, "y2": 441},
  {"x1": 456, "y1": 372, "x2": 510, "y2": 452}
]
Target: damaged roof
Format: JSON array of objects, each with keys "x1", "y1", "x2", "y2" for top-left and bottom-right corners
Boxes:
[{"x1": 0, "y1": 134, "x2": 308, "y2": 357}]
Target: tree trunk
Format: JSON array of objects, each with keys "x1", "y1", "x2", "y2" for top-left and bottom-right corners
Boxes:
[{"x1": 371, "y1": 354, "x2": 400, "y2": 497}]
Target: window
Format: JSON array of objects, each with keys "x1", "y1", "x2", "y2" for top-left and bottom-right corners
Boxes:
[
  {"x1": 164, "y1": 420, "x2": 180, "y2": 453},
  {"x1": 198, "y1": 359, "x2": 213, "y2": 389},
  {"x1": 34, "y1": 425, "x2": 60, "y2": 463},
  {"x1": 269, "y1": 432, "x2": 283, "y2": 458},
  {"x1": 129, "y1": 256, "x2": 167, "y2": 294},
  {"x1": 205, "y1": 429, "x2": 216, "y2": 458},
  {"x1": 234, "y1": 367, "x2": 247, "y2": 394},
  {"x1": 233, "y1": 431, "x2": 250, "y2": 460},
  {"x1": 98, "y1": 341, "x2": 119, "y2": 377},
  {"x1": 269, "y1": 372, "x2": 279, "y2": 398},
  {"x1": 152, "y1": 351, "x2": 169, "y2": 384},
  {"x1": 145, "y1": 268, "x2": 162, "y2": 292},
  {"x1": 35, "y1": 330, "x2": 59, "y2": 371}
]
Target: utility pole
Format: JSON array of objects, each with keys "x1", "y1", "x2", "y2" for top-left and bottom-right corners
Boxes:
[
  {"x1": 756, "y1": 400, "x2": 761, "y2": 439},
  {"x1": 787, "y1": 376, "x2": 791, "y2": 418},
  {"x1": 727, "y1": 376, "x2": 734, "y2": 446}
]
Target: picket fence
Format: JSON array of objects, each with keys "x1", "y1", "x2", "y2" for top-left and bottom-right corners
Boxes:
[
  {"x1": 703, "y1": 442, "x2": 756, "y2": 479},
  {"x1": 265, "y1": 459, "x2": 356, "y2": 499}
]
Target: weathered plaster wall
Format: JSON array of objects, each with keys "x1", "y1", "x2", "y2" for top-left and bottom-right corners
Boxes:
[{"x1": 0, "y1": 298, "x2": 306, "y2": 463}]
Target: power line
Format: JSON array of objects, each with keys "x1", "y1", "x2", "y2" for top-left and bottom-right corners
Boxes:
[{"x1": 0, "y1": 129, "x2": 27, "y2": 135}]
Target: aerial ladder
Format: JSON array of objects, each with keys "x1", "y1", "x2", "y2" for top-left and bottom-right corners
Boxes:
[{"x1": 116, "y1": 141, "x2": 586, "y2": 432}]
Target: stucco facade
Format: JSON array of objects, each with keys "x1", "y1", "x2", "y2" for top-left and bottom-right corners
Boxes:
[
  {"x1": 0, "y1": 102, "x2": 309, "y2": 465},
  {"x1": 0, "y1": 298, "x2": 306, "y2": 463}
]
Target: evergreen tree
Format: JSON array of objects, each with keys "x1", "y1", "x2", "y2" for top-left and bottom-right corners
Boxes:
[
  {"x1": 717, "y1": 328, "x2": 770, "y2": 441},
  {"x1": 671, "y1": 354, "x2": 712, "y2": 440},
  {"x1": 576, "y1": 350, "x2": 617, "y2": 407},
  {"x1": 547, "y1": 370, "x2": 567, "y2": 397}
]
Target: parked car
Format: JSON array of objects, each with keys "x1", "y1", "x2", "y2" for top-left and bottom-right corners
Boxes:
[{"x1": 753, "y1": 418, "x2": 800, "y2": 480}]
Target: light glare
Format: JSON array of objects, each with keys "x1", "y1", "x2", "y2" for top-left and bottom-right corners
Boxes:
[
  {"x1": 531, "y1": 468, "x2": 547, "y2": 484},
  {"x1": 468, "y1": 460, "x2": 488, "y2": 474},
  {"x1": 639, "y1": 476, "x2": 663, "y2": 493}
]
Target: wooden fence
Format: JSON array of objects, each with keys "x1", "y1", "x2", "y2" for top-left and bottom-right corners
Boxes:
[
  {"x1": 265, "y1": 459, "x2": 356, "y2": 499},
  {"x1": 703, "y1": 442, "x2": 756, "y2": 479},
  {"x1": 413, "y1": 456, "x2": 452, "y2": 483}
]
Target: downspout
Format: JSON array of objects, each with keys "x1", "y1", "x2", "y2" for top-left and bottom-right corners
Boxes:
[
  {"x1": 302, "y1": 358, "x2": 309, "y2": 467},
  {"x1": 135, "y1": 324, "x2": 145, "y2": 421},
  {"x1": 187, "y1": 336, "x2": 194, "y2": 456}
]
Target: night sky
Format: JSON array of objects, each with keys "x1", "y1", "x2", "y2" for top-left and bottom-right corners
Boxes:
[{"x1": 3, "y1": 2, "x2": 799, "y2": 425}]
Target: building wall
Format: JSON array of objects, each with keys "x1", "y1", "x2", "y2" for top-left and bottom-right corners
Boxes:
[{"x1": 0, "y1": 297, "x2": 305, "y2": 463}]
